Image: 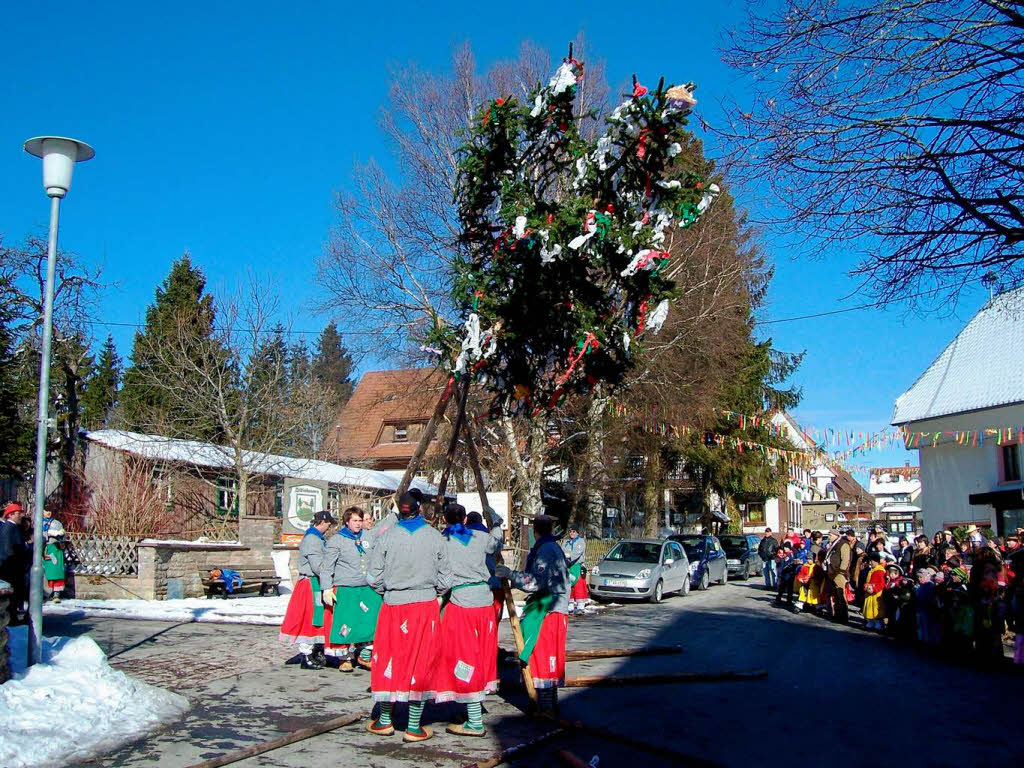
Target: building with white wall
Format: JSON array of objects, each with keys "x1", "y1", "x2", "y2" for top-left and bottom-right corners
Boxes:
[{"x1": 892, "y1": 287, "x2": 1024, "y2": 537}]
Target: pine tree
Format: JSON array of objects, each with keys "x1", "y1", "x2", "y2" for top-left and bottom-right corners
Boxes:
[
  {"x1": 311, "y1": 322, "x2": 353, "y2": 402},
  {"x1": 287, "y1": 338, "x2": 312, "y2": 392},
  {"x1": 119, "y1": 254, "x2": 224, "y2": 438},
  {"x1": 81, "y1": 335, "x2": 121, "y2": 430}
]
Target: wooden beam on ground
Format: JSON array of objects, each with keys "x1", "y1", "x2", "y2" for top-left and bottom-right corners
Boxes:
[
  {"x1": 562, "y1": 669, "x2": 766, "y2": 688},
  {"x1": 464, "y1": 727, "x2": 564, "y2": 768},
  {"x1": 184, "y1": 711, "x2": 364, "y2": 768},
  {"x1": 556, "y1": 747, "x2": 591, "y2": 768},
  {"x1": 543, "y1": 714, "x2": 723, "y2": 768},
  {"x1": 565, "y1": 645, "x2": 682, "y2": 662}
]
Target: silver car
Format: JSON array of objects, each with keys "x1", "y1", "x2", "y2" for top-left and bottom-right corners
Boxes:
[{"x1": 588, "y1": 538, "x2": 690, "y2": 603}]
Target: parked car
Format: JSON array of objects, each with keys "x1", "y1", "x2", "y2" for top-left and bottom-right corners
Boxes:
[
  {"x1": 589, "y1": 538, "x2": 690, "y2": 603},
  {"x1": 718, "y1": 534, "x2": 764, "y2": 581},
  {"x1": 670, "y1": 534, "x2": 728, "y2": 590}
]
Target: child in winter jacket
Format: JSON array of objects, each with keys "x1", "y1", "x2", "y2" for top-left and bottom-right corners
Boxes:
[{"x1": 862, "y1": 552, "x2": 887, "y2": 630}]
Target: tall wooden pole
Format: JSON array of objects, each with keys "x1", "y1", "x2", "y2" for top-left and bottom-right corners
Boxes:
[
  {"x1": 394, "y1": 375, "x2": 456, "y2": 502},
  {"x1": 462, "y1": 415, "x2": 539, "y2": 707},
  {"x1": 434, "y1": 375, "x2": 471, "y2": 508}
]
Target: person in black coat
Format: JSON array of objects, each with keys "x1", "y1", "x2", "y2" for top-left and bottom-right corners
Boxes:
[{"x1": 0, "y1": 502, "x2": 29, "y2": 623}]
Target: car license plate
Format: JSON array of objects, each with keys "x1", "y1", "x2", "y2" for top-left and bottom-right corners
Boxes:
[{"x1": 603, "y1": 579, "x2": 626, "y2": 587}]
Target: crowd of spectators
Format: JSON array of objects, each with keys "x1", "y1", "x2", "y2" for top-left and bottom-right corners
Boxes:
[
  {"x1": 759, "y1": 524, "x2": 1024, "y2": 664},
  {"x1": 0, "y1": 502, "x2": 66, "y2": 623}
]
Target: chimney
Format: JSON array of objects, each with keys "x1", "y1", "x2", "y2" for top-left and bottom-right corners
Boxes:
[{"x1": 904, "y1": 460, "x2": 910, "y2": 467}]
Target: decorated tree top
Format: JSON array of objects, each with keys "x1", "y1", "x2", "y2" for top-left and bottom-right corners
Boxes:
[{"x1": 436, "y1": 49, "x2": 719, "y2": 416}]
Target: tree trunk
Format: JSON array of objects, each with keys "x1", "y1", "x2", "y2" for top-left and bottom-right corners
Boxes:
[
  {"x1": 642, "y1": 449, "x2": 662, "y2": 538},
  {"x1": 581, "y1": 387, "x2": 609, "y2": 537},
  {"x1": 238, "y1": 468, "x2": 249, "y2": 519}
]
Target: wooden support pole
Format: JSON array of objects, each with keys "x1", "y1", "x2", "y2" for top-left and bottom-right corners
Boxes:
[
  {"x1": 395, "y1": 375, "x2": 456, "y2": 501},
  {"x1": 435, "y1": 375, "x2": 471, "y2": 508},
  {"x1": 461, "y1": 409, "x2": 539, "y2": 709},
  {"x1": 184, "y1": 712, "x2": 364, "y2": 768},
  {"x1": 565, "y1": 645, "x2": 682, "y2": 662}
]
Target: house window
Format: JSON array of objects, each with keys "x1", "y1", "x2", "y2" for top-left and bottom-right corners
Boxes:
[
  {"x1": 216, "y1": 477, "x2": 239, "y2": 516},
  {"x1": 151, "y1": 467, "x2": 173, "y2": 505},
  {"x1": 393, "y1": 425, "x2": 408, "y2": 442},
  {"x1": 744, "y1": 502, "x2": 765, "y2": 524},
  {"x1": 1003, "y1": 444, "x2": 1021, "y2": 483},
  {"x1": 274, "y1": 483, "x2": 284, "y2": 518},
  {"x1": 328, "y1": 488, "x2": 340, "y2": 513}
]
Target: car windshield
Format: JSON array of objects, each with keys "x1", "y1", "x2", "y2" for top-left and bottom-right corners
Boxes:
[
  {"x1": 679, "y1": 539, "x2": 706, "y2": 559},
  {"x1": 719, "y1": 536, "x2": 748, "y2": 558},
  {"x1": 605, "y1": 542, "x2": 661, "y2": 563}
]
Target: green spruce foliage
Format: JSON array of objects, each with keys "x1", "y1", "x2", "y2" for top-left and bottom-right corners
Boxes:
[
  {"x1": 81, "y1": 335, "x2": 121, "y2": 430},
  {"x1": 119, "y1": 254, "x2": 225, "y2": 438},
  {"x1": 311, "y1": 322, "x2": 353, "y2": 402}
]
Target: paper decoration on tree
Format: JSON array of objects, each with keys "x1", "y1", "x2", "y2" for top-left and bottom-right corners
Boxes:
[{"x1": 431, "y1": 48, "x2": 720, "y2": 415}]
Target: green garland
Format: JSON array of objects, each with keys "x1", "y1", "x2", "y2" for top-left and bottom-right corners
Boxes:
[{"x1": 435, "y1": 54, "x2": 719, "y2": 416}]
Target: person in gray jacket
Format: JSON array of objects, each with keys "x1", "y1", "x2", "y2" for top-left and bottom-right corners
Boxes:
[
  {"x1": 320, "y1": 506, "x2": 382, "y2": 672},
  {"x1": 495, "y1": 513, "x2": 570, "y2": 712},
  {"x1": 435, "y1": 503, "x2": 504, "y2": 737},
  {"x1": 279, "y1": 510, "x2": 336, "y2": 669},
  {"x1": 365, "y1": 491, "x2": 452, "y2": 743},
  {"x1": 562, "y1": 524, "x2": 588, "y2": 615}
]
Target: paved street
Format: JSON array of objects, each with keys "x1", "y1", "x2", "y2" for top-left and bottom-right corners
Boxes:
[{"x1": 48, "y1": 581, "x2": 1021, "y2": 768}]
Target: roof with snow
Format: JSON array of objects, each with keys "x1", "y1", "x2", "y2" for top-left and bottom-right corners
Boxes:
[
  {"x1": 83, "y1": 430, "x2": 445, "y2": 497},
  {"x1": 892, "y1": 287, "x2": 1024, "y2": 424}
]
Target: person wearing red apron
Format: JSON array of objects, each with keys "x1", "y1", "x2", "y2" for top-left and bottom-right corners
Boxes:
[
  {"x1": 279, "y1": 510, "x2": 336, "y2": 669},
  {"x1": 496, "y1": 514, "x2": 570, "y2": 713},
  {"x1": 435, "y1": 503, "x2": 505, "y2": 737},
  {"x1": 563, "y1": 524, "x2": 588, "y2": 615},
  {"x1": 365, "y1": 492, "x2": 452, "y2": 743}
]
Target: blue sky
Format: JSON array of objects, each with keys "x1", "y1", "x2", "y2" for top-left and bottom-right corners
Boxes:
[{"x1": 0, "y1": 1, "x2": 986, "y2": 476}]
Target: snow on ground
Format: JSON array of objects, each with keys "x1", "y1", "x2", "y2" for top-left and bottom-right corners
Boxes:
[
  {"x1": 43, "y1": 595, "x2": 289, "y2": 625},
  {"x1": 1, "y1": 625, "x2": 189, "y2": 768},
  {"x1": 43, "y1": 594, "x2": 614, "y2": 625}
]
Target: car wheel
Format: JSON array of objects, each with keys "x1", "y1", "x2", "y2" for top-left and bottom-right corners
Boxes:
[
  {"x1": 698, "y1": 570, "x2": 710, "y2": 590},
  {"x1": 682, "y1": 575, "x2": 690, "y2": 596},
  {"x1": 648, "y1": 579, "x2": 664, "y2": 604},
  {"x1": 720, "y1": 566, "x2": 728, "y2": 585},
  {"x1": 741, "y1": 564, "x2": 750, "y2": 581}
]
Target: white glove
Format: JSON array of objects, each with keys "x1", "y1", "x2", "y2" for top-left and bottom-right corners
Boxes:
[
  {"x1": 494, "y1": 564, "x2": 513, "y2": 580},
  {"x1": 322, "y1": 588, "x2": 336, "y2": 607}
]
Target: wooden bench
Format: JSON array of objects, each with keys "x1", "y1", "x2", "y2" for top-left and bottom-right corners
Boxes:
[{"x1": 202, "y1": 567, "x2": 282, "y2": 599}]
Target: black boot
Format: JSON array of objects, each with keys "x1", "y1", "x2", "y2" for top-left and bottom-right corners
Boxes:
[
  {"x1": 312, "y1": 643, "x2": 326, "y2": 666},
  {"x1": 300, "y1": 653, "x2": 323, "y2": 670}
]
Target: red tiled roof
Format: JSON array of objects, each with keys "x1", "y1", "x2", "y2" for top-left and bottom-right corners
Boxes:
[
  {"x1": 828, "y1": 463, "x2": 876, "y2": 515},
  {"x1": 327, "y1": 368, "x2": 447, "y2": 468}
]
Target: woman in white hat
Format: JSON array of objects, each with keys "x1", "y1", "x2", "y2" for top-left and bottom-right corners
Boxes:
[{"x1": 43, "y1": 520, "x2": 67, "y2": 603}]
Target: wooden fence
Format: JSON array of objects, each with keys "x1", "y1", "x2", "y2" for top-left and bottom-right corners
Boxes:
[{"x1": 65, "y1": 532, "x2": 144, "y2": 576}]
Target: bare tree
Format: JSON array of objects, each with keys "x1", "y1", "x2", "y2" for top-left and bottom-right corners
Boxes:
[
  {"x1": 128, "y1": 277, "x2": 312, "y2": 517},
  {"x1": 720, "y1": 0, "x2": 1024, "y2": 305}
]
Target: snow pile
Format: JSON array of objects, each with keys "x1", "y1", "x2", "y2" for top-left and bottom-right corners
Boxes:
[
  {"x1": 43, "y1": 594, "x2": 289, "y2": 625},
  {"x1": 1, "y1": 625, "x2": 189, "y2": 768}
]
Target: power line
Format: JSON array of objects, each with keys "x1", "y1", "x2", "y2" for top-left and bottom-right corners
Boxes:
[
  {"x1": 79, "y1": 318, "x2": 379, "y2": 337},
  {"x1": 758, "y1": 282, "x2": 979, "y2": 325}
]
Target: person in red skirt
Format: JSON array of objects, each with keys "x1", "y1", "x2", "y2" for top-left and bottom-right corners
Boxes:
[
  {"x1": 365, "y1": 491, "x2": 452, "y2": 742},
  {"x1": 563, "y1": 523, "x2": 588, "y2": 615},
  {"x1": 279, "y1": 510, "x2": 336, "y2": 669},
  {"x1": 435, "y1": 503, "x2": 505, "y2": 737},
  {"x1": 465, "y1": 509, "x2": 507, "y2": 624},
  {"x1": 495, "y1": 513, "x2": 570, "y2": 713}
]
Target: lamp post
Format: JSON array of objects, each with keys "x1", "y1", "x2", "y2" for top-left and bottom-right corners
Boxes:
[{"x1": 22, "y1": 136, "x2": 94, "y2": 666}]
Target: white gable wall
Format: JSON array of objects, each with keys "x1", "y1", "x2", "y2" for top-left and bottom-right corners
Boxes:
[{"x1": 907, "y1": 401, "x2": 1024, "y2": 533}]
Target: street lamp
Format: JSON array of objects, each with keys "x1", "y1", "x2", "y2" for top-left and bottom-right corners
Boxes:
[{"x1": 22, "y1": 136, "x2": 94, "y2": 666}]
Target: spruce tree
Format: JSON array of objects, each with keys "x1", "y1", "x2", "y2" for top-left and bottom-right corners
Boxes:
[
  {"x1": 0, "y1": 310, "x2": 33, "y2": 477},
  {"x1": 81, "y1": 335, "x2": 122, "y2": 430},
  {"x1": 311, "y1": 322, "x2": 353, "y2": 402},
  {"x1": 119, "y1": 254, "x2": 223, "y2": 438}
]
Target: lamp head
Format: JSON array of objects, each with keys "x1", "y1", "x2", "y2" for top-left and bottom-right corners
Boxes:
[{"x1": 24, "y1": 136, "x2": 95, "y2": 198}]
